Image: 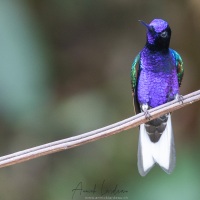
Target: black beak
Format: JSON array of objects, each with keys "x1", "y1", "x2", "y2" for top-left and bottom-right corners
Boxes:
[{"x1": 138, "y1": 20, "x2": 154, "y2": 32}]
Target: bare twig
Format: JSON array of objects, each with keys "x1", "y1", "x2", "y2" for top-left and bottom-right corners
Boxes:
[{"x1": 0, "y1": 90, "x2": 200, "y2": 168}]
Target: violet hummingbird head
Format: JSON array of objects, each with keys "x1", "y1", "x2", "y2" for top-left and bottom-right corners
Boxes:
[{"x1": 139, "y1": 19, "x2": 171, "y2": 50}]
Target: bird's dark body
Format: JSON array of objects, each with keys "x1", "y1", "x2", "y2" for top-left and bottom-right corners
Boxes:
[{"x1": 145, "y1": 114, "x2": 168, "y2": 142}]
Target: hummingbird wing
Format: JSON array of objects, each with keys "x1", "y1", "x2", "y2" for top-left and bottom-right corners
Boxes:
[
  {"x1": 131, "y1": 53, "x2": 141, "y2": 114},
  {"x1": 170, "y1": 49, "x2": 184, "y2": 87},
  {"x1": 176, "y1": 54, "x2": 184, "y2": 87}
]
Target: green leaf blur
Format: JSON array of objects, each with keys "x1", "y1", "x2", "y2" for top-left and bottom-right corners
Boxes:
[{"x1": 0, "y1": 0, "x2": 199, "y2": 200}]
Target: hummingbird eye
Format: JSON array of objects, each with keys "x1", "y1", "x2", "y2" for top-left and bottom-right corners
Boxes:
[{"x1": 160, "y1": 31, "x2": 168, "y2": 38}]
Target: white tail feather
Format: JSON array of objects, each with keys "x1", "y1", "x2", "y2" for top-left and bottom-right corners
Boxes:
[{"x1": 137, "y1": 114, "x2": 176, "y2": 176}]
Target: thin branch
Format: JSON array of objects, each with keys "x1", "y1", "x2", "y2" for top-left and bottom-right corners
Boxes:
[{"x1": 0, "y1": 90, "x2": 200, "y2": 168}]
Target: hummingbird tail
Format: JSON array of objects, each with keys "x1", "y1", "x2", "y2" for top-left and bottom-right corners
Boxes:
[{"x1": 137, "y1": 114, "x2": 176, "y2": 176}]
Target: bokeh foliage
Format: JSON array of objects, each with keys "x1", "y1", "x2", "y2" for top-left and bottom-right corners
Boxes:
[{"x1": 0, "y1": 0, "x2": 200, "y2": 199}]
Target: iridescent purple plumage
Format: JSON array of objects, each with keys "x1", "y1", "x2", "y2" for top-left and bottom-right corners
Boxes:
[
  {"x1": 147, "y1": 19, "x2": 168, "y2": 44},
  {"x1": 137, "y1": 19, "x2": 179, "y2": 108},
  {"x1": 138, "y1": 48, "x2": 179, "y2": 107}
]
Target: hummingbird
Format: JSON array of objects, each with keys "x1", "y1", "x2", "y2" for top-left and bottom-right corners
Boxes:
[{"x1": 131, "y1": 19, "x2": 184, "y2": 176}]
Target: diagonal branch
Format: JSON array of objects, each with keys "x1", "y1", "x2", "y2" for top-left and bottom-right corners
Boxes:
[{"x1": 0, "y1": 90, "x2": 200, "y2": 169}]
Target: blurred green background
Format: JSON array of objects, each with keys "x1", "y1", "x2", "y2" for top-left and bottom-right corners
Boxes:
[{"x1": 0, "y1": 0, "x2": 200, "y2": 199}]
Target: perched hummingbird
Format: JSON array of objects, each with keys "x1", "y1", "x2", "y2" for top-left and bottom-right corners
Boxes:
[{"x1": 131, "y1": 19, "x2": 184, "y2": 176}]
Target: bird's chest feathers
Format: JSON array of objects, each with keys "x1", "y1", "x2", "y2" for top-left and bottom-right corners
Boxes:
[
  {"x1": 138, "y1": 51, "x2": 178, "y2": 107},
  {"x1": 141, "y1": 51, "x2": 175, "y2": 73}
]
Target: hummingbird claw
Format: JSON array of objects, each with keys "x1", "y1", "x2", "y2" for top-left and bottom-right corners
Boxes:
[
  {"x1": 144, "y1": 110, "x2": 151, "y2": 120},
  {"x1": 175, "y1": 94, "x2": 184, "y2": 104},
  {"x1": 141, "y1": 104, "x2": 151, "y2": 120}
]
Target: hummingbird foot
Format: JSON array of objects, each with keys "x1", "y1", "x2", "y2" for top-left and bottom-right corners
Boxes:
[
  {"x1": 141, "y1": 104, "x2": 151, "y2": 120},
  {"x1": 175, "y1": 94, "x2": 184, "y2": 104}
]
